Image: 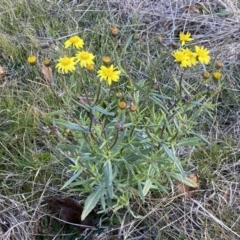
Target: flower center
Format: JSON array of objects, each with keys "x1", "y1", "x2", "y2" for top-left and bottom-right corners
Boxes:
[
  {"x1": 61, "y1": 58, "x2": 71, "y2": 65},
  {"x1": 81, "y1": 52, "x2": 90, "y2": 60},
  {"x1": 70, "y1": 36, "x2": 79, "y2": 43},
  {"x1": 103, "y1": 68, "x2": 113, "y2": 77}
]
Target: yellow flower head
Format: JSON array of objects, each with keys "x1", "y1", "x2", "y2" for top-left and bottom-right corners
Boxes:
[
  {"x1": 179, "y1": 32, "x2": 193, "y2": 46},
  {"x1": 195, "y1": 46, "x2": 210, "y2": 64},
  {"x1": 64, "y1": 36, "x2": 84, "y2": 49},
  {"x1": 182, "y1": 48, "x2": 198, "y2": 67},
  {"x1": 172, "y1": 49, "x2": 189, "y2": 68},
  {"x1": 213, "y1": 71, "x2": 222, "y2": 80},
  {"x1": 27, "y1": 55, "x2": 37, "y2": 65},
  {"x1": 56, "y1": 56, "x2": 76, "y2": 73},
  {"x1": 75, "y1": 51, "x2": 95, "y2": 68},
  {"x1": 97, "y1": 65, "x2": 121, "y2": 85}
]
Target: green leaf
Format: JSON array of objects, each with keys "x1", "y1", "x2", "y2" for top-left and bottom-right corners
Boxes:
[
  {"x1": 177, "y1": 137, "x2": 201, "y2": 147},
  {"x1": 217, "y1": 8, "x2": 229, "y2": 16},
  {"x1": 60, "y1": 169, "x2": 82, "y2": 190},
  {"x1": 161, "y1": 144, "x2": 185, "y2": 176},
  {"x1": 46, "y1": 110, "x2": 66, "y2": 116},
  {"x1": 190, "y1": 132, "x2": 209, "y2": 144},
  {"x1": 104, "y1": 160, "x2": 113, "y2": 199},
  {"x1": 129, "y1": 144, "x2": 150, "y2": 161},
  {"x1": 138, "y1": 182, "x2": 145, "y2": 202},
  {"x1": 81, "y1": 186, "x2": 103, "y2": 220},
  {"x1": 92, "y1": 105, "x2": 115, "y2": 116},
  {"x1": 150, "y1": 93, "x2": 172, "y2": 100},
  {"x1": 54, "y1": 119, "x2": 89, "y2": 133},
  {"x1": 110, "y1": 128, "x2": 127, "y2": 152},
  {"x1": 169, "y1": 172, "x2": 198, "y2": 187},
  {"x1": 149, "y1": 95, "x2": 166, "y2": 111},
  {"x1": 123, "y1": 34, "x2": 133, "y2": 53},
  {"x1": 142, "y1": 178, "x2": 152, "y2": 197}
]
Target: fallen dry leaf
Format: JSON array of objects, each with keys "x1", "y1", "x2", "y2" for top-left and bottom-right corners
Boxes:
[
  {"x1": 185, "y1": 4, "x2": 201, "y2": 14},
  {"x1": 46, "y1": 197, "x2": 94, "y2": 230},
  {"x1": 0, "y1": 65, "x2": 6, "y2": 79},
  {"x1": 41, "y1": 64, "x2": 52, "y2": 84},
  {"x1": 177, "y1": 173, "x2": 199, "y2": 198}
]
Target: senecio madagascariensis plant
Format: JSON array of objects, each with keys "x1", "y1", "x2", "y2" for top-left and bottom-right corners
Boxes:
[{"x1": 172, "y1": 32, "x2": 211, "y2": 68}]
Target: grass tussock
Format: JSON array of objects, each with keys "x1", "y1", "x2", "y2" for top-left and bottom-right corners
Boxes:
[{"x1": 0, "y1": 0, "x2": 240, "y2": 239}]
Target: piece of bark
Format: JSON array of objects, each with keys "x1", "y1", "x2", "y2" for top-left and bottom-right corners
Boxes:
[{"x1": 46, "y1": 198, "x2": 94, "y2": 230}]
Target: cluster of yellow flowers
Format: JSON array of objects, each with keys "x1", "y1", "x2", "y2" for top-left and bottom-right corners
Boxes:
[
  {"x1": 56, "y1": 36, "x2": 121, "y2": 85},
  {"x1": 172, "y1": 32, "x2": 210, "y2": 68}
]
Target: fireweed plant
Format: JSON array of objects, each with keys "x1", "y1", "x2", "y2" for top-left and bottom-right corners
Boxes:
[{"x1": 31, "y1": 31, "x2": 223, "y2": 220}]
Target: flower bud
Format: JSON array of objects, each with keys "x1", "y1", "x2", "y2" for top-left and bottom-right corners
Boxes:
[
  {"x1": 43, "y1": 59, "x2": 51, "y2": 67},
  {"x1": 216, "y1": 61, "x2": 223, "y2": 69},
  {"x1": 213, "y1": 71, "x2": 222, "y2": 80},
  {"x1": 118, "y1": 101, "x2": 127, "y2": 109},
  {"x1": 102, "y1": 56, "x2": 111, "y2": 64},
  {"x1": 27, "y1": 55, "x2": 37, "y2": 66},
  {"x1": 130, "y1": 104, "x2": 137, "y2": 112},
  {"x1": 116, "y1": 92, "x2": 123, "y2": 99},
  {"x1": 111, "y1": 26, "x2": 119, "y2": 36},
  {"x1": 202, "y1": 71, "x2": 210, "y2": 79},
  {"x1": 86, "y1": 64, "x2": 94, "y2": 71}
]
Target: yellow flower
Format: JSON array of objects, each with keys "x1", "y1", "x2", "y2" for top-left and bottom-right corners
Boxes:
[
  {"x1": 56, "y1": 56, "x2": 76, "y2": 73},
  {"x1": 195, "y1": 46, "x2": 210, "y2": 64},
  {"x1": 172, "y1": 49, "x2": 189, "y2": 67},
  {"x1": 213, "y1": 71, "x2": 222, "y2": 80},
  {"x1": 27, "y1": 55, "x2": 37, "y2": 65},
  {"x1": 64, "y1": 36, "x2": 84, "y2": 49},
  {"x1": 75, "y1": 51, "x2": 95, "y2": 68},
  {"x1": 182, "y1": 48, "x2": 198, "y2": 67},
  {"x1": 97, "y1": 65, "x2": 121, "y2": 85},
  {"x1": 179, "y1": 32, "x2": 193, "y2": 46}
]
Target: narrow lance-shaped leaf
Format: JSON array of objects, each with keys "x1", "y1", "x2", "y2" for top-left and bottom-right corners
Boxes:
[
  {"x1": 142, "y1": 178, "x2": 152, "y2": 197},
  {"x1": 92, "y1": 105, "x2": 115, "y2": 116},
  {"x1": 104, "y1": 160, "x2": 113, "y2": 199},
  {"x1": 60, "y1": 169, "x2": 82, "y2": 190},
  {"x1": 81, "y1": 186, "x2": 103, "y2": 220},
  {"x1": 54, "y1": 119, "x2": 89, "y2": 133},
  {"x1": 161, "y1": 144, "x2": 185, "y2": 176}
]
